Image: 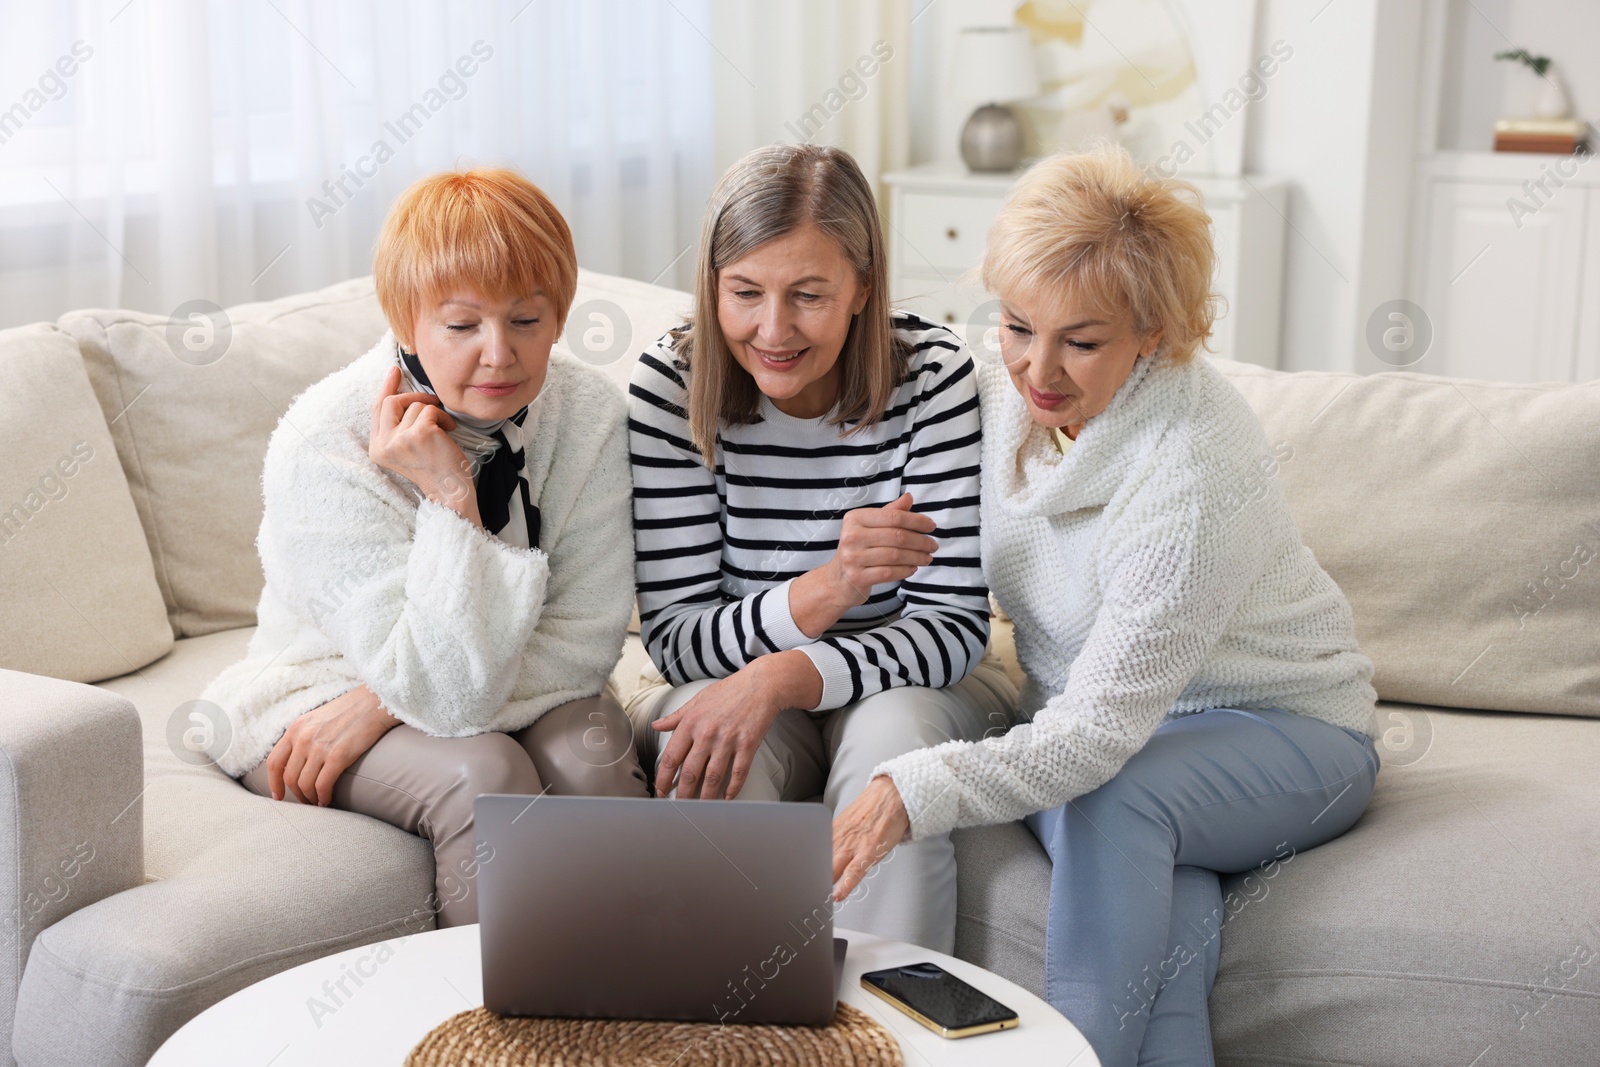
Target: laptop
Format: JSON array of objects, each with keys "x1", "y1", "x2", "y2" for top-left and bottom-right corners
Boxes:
[{"x1": 474, "y1": 795, "x2": 846, "y2": 1026}]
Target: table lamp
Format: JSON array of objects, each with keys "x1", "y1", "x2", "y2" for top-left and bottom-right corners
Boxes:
[{"x1": 955, "y1": 26, "x2": 1041, "y2": 172}]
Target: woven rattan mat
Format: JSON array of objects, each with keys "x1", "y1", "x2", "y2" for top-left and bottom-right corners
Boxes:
[{"x1": 405, "y1": 1002, "x2": 903, "y2": 1067}]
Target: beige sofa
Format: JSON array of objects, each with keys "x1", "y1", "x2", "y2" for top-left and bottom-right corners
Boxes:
[{"x1": 2, "y1": 271, "x2": 1597, "y2": 1066}]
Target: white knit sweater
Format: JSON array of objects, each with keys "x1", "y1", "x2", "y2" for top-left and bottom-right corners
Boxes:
[
  {"x1": 202, "y1": 331, "x2": 636, "y2": 778},
  {"x1": 877, "y1": 353, "x2": 1378, "y2": 840}
]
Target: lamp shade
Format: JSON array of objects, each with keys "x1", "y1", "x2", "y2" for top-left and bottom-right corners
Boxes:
[{"x1": 954, "y1": 26, "x2": 1041, "y2": 104}]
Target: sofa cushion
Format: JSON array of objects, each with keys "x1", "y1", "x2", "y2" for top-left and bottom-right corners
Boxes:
[
  {"x1": 0, "y1": 671, "x2": 145, "y2": 1067},
  {"x1": 951, "y1": 703, "x2": 1600, "y2": 1065},
  {"x1": 950, "y1": 821, "x2": 1050, "y2": 987},
  {"x1": 1212, "y1": 359, "x2": 1600, "y2": 718},
  {"x1": 0, "y1": 322, "x2": 172, "y2": 681},
  {"x1": 561, "y1": 271, "x2": 687, "y2": 642},
  {"x1": 59, "y1": 279, "x2": 390, "y2": 638},
  {"x1": 11, "y1": 627, "x2": 666, "y2": 1066},
  {"x1": 60, "y1": 271, "x2": 691, "y2": 641},
  {"x1": 553, "y1": 269, "x2": 691, "y2": 398},
  {"x1": 9, "y1": 629, "x2": 434, "y2": 1067}
]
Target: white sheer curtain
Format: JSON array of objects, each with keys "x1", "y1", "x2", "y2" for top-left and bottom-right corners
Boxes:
[
  {"x1": 708, "y1": 0, "x2": 912, "y2": 196},
  {"x1": 0, "y1": 0, "x2": 714, "y2": 329}
]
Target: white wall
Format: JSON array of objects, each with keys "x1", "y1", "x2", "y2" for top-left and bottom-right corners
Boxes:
[
  {"x1": 1244, "y1": 0, "x2": 1427, "y2": 373},
  {"x1": 1354, "y1": 0, "x2": 1429, "y2": 373},
  {"x1": 905, "y1": 0, "x2": 1600, "y2": 373},
  {"x1": 1437, "y1": 0, "x2": 1599, "y2": 151},
  {"x1": 908, "y1": 0, "x2": 1015, "y2": 168},
  {"x1": 909, "y1": 0, "x2": 1432, "y2": 373},
  {"x1": 1239, "y1": 0, "x2": 1375, "y2": 372}
]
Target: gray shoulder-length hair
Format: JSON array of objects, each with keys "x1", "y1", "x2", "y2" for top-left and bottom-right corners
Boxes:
[{"x1": 673, "y1": 143, "x2": 910, "y2": 466}]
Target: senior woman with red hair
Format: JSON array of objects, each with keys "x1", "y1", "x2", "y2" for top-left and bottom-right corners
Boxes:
[
  {"x1": 203, "y1": 168, "x2": 647, "y2": 927},
  {"x1": 831, "y1": 146, "x2": 1381, "y2": 1067}
]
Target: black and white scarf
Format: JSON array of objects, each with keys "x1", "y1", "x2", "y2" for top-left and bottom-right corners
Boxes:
[{"x1": 396, "y1": 344, "x2": 541, "y2": 548}]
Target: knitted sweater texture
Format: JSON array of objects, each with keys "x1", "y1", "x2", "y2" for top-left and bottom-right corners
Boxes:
[
  {"x1": 202, "y1": 332, "x2": 635, "y2": 777},
  {"x1": 877, "y1": 353, "x2": 1378, "y2": 840}
]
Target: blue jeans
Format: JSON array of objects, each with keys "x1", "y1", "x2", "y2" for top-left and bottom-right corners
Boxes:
[{"x1": 1024, "y1": 708, "x2": 1380, "y2": 1067}]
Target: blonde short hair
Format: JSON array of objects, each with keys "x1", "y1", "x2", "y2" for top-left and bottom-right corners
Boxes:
[
  {"x1": 982, "y1": 145, "x2": 1219, "y2": 363},
  {"x1": 676, "y1": 143, "x2": 908, "y2": 466},
  {"x1": 374, "y1": 167, "x2": 578, "y2": 349}
]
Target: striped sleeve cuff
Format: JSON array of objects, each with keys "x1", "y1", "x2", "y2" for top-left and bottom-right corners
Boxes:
[
  {"x1": 797, "y1": 640, "x2": 859, "y2": 711},
  {"x1": 752, "y1": 579, "x2": 810, "y2": 653}
]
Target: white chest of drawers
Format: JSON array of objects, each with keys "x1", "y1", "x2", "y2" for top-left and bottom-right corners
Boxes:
[{"x1": 884, "y1": 162, "x2": 1289, "y2": 368}]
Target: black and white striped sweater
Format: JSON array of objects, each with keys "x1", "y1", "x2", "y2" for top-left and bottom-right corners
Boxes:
[{"x1": 627, "y1": 314, "x2": 990, "y2": 710}]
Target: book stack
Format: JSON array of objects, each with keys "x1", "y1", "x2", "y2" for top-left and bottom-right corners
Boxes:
[{"x1": 1493, "y1": 118, "x2": 1590, "y2": 154}]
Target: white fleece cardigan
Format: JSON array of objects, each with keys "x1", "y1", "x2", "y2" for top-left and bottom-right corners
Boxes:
[
  {"x1": 203, "y1": 331, "x2": 636, "y2": 778},
  {"x1": 877, "y1": 352, "x2": 1379, "y2": 840}
]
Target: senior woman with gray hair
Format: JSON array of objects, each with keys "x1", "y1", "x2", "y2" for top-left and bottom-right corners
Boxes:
[
  {"x1": 626, "y1": 143, "x2": 1017, "y2": 953},
  {"x1": 831, "y1": 145, "x2": 1381, "y2": 1067}
]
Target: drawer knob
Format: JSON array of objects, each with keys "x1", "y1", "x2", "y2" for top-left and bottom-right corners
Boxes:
[
  {"x1": 945, "y1": 227, "x2": 958, "y2": 241},
  {"x1": 944, "y1": 312, "x2": 956, "y2": 323}
]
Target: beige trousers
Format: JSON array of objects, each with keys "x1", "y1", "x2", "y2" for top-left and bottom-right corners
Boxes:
[
  {"x1": 624, "y1": 652, "x2": 1018, "y2": 953},
  {"x1": 240, "y1": 686, "x2": 647, "y2": 928}
]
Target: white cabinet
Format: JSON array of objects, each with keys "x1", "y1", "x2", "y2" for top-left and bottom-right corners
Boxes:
[
  {"x1": 883, "y1": 165, "x2": 1014, "y2": 335},
  {"x1": 1579, "y1": 188, "x2": 1600, "y2": 382},
  {"x1": 883, "y1": 163, "x2": 1290, "y2": 368},
  {"x1": 1410, "y1": 151, "x2": 1600, "y2": 383}
]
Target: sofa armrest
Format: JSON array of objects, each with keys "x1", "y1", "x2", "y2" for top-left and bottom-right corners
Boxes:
[{"x1": 0, "y1": 670, "x2": 143, "y2": 1067}]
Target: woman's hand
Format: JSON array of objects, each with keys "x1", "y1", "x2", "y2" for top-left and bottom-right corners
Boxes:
[
  {"x1": 831, "y1": 775, "x2": 912, "y2": 901},
  {"x1": 790, "y1": 493, "x2": 939, "y2": 637},
  {"x1": 266, "y1": 684, "x2": 401, "y2": 806},
  {"x1": 651, "y1": 650, "x2": 821, "y2": 800},
  {"x1": 369, "y1": 366, "x2": 481, "y2": 525}
]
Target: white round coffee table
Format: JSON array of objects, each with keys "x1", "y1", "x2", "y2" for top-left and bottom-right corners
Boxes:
[{"x1": 149, "y1": 924, "x2": 1098, "y2": 1066}]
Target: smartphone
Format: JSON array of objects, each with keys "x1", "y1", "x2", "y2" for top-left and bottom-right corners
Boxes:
[{"x1": 860, "y1": 962, "x2": 1020, "y2": 1039}]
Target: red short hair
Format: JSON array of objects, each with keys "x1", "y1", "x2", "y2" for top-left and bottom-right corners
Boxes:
[{"x1": 374, "y1": 167, "x2": 578, "y2": 348}]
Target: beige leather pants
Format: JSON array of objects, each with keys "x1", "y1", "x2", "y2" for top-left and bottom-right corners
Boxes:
[{"x1": 240, "y1": 687, "x2": 647, "y2": 928}]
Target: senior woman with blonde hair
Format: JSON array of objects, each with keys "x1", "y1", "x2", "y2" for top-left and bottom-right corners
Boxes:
[
  {"x1": 831, "y1": 145, "x2": 1381, "y2": 1066},
  {"x1": 202, "y1": 168, "x2": 646, "y2": 928},
  {"x1": 627, "y1": 142, "x2": 1016, "y2": 952}
]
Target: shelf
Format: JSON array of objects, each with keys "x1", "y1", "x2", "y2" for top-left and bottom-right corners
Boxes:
[
  {"x1": 1419, "y1": 149, "x2": 1599, "y2": 184},
  {"x1": 881, "y1": 162, "x2": 1023, "y2": 194}
]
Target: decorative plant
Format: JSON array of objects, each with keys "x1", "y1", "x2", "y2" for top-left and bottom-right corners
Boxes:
[{"x1": 1495, "y1": 48, "x2": 1551, "y2": 77}]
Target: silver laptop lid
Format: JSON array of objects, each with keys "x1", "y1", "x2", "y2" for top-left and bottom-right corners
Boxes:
[{"x1": 475, "y1": 795, "x2": 836, "y2": 1026}]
